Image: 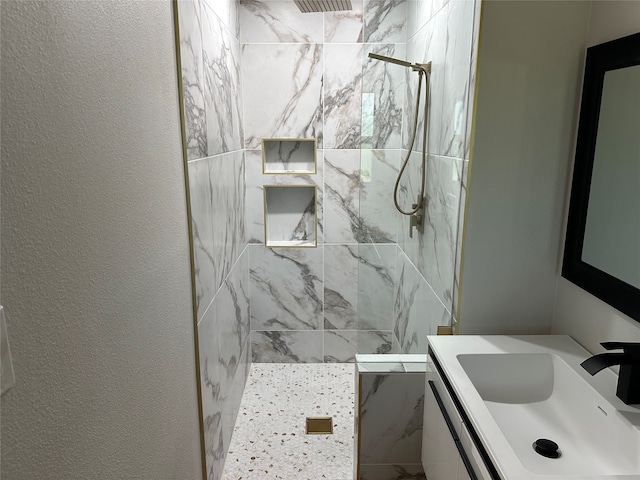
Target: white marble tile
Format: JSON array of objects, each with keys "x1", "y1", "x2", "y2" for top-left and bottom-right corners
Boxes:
[
  {"x1": 359, "y1": 149, "x2": 400, "y2": 243},
  {"x1": 188, "y1": 158, "x2": 216, "y2": 319},
  {"x1": 178, "y1": 0, "x2": 207, "y2": 160},
  {"x1": 211, "y1": 151, "x2": 246, "y2": 297},
  {"x1": 324, "y1": 330, "x2": 395, "y2": 362},
  {"x1": 359, "y1": 464, "x2": 426, "y2": 479},
  {"x1": 198, "y1": 250, "x2": 251, "y2": 480},
  {"x1": 262, "y1": 139, "x2": 316, "y2": 173},
  {"x1": 358, "y1": 371, "x2": 425, "y2": 463},
  {"x1": 242, "y1": 43, "x2": 323, "y2": 149},
  {"x1": 198, "y1": 304, "x2": 225, "y2": 480},
  {"x1": 324, "y1": 149, "x2": 362, "y2": 243},
  {"x1": 222, "y1": 363, "x2": 354, "y2": 479},
  {"x1": 404, "y1": 7, "x2": 446, "y2": 155},
  {"x1": 420, "y1": 155, "x2": 461, "y2": 305},
  {"x1": 249, "y1": 246, "x2": 323, "y2": 330},
  {"x1": 250, "y1": 330, "x2": 324, "y2": 362},
  {"x1": 246, "y1": 150, "x2": 324, "y2": 245},
  {"x1": 363, "y1": 0, "x2": 408, "y2": 43},
  {"x1": 362, "y1": 44, "x2": 405, "y2": 150},
  {"x1": 202, "y1": 3, "x2": 244, "y2": 156},
  {"x1": 440, "y1": 0, "x2": 474, "y2": 158},
  {"x1": 324, "y1": 244, "x2": 395, "y2": 331},
  {"x1": 324, "y1": 0, "x2": 364, "y2": 43},
  {"x1": 464, "y1": 0, "x2": 481, "y2": 161},
  {"x1": 393, "y1": 249, "x2": 449, "y2": 354},
  {"x1": 452, "y1": 158, "x2": 469, "y2": 322},
  {"x1": 264, "y1": 185, "x2": 317, "y2": 246},
  {"x1": 203, "y1": 0, "x2": 239, "y2": 38},
  {"x1": 324, "y1": 244, "x2": 359, "y2": 329},
  {"x1": 324, "y1": 43, "x2": 363, "y2": 150},
  {"x1": 357, "y1": 243, "x2": 396, "y2": 329},
  {"x1": 239, "y1": 0, "x2": 323, "y2": 43},
  {"x1": 407, "y1": 0, "x2": 449, "y2": 40}
]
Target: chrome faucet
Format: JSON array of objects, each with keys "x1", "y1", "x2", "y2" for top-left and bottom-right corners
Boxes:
[{"x1": 581, "y1": 342, "x2": 640, "y2": 405}]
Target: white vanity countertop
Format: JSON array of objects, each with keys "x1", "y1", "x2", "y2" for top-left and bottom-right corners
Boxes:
[{"x1": 427, "y1": 335, "x2": 640, "y2": 480}]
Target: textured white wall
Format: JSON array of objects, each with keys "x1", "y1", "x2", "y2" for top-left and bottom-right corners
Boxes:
[
  {"x1": 0, "y1": 1, "x2": 202, "y2": 478},
  {"x1": 459, "y1": 0, "x2": 591, "y2": 334},
  {"x1": 552, "y1": 1, "x2": 640, "y2": 353}
]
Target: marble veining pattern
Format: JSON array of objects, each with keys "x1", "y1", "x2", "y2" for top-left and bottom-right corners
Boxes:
[
  {"x1": 362, "y1": 44, "x2": 405, "y2": 150},
  {"x1": 264, "y1": 185, "x2": 317, "y2": 245},
  {"x1": 394, "y1": 249, "x2": 449, "y2": 354},
  {"x1": 249, "y1": 246, "x2": 323, "y2": 331},
  {"x1": 250, "y1": 330, "x2": 324, "y2": 363},
  {"x1": 324, "y1": 0, "x2": 364, "y2": 43},
  {"x1": 359, "y1": 464, "x2": 427, "y2": 479},
  {"x1": 239, "y1": 0, "x2": 323, "y2": 44},
  {"x1": 222, "y1": 363, "x2": 354, "y2": 479},
  {"x1": 324, "y1": 43, "x2": 363, "y2": 150},
  {"x1": 242, "y1": 43, "x2": 323, "y2": 149},
  {"x1": 359, "y1": 372, "x2": 425, "y2": 464},
  {"x1": 246, "y1": 149, "x2": 324, "y2": 245},
  {"x1": 188, "y1": 158, "x2": 216, "y2": 319},
  {"x1": 324, "y1": 150, "x2": 362, "y2": 243},
  {"x1": 363, "y1": 0, "x2": 408, "y2": 43},
  {"x1": 441, "y1": 0, "x2": 475, "y2": 158},
  {"x1": 178, "y1": 0, "x2": 207, "y2": 160},
  {"x1": 359, "y1": 150, "x2": 400, "y2": 243},
  {"x1": 324, "y1": 330, "x2": 395, "y2": 363},
  {"x1": 199, "y1": 250, "x2": 251, "y2": 480},
  {"x1": 202, "y1": 3, "x2": 244, "y2": 156}
]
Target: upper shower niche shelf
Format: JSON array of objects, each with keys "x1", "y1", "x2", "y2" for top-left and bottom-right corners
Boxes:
[{"x1": 262, "y1": 138, "x2": 317, "y2": 174}]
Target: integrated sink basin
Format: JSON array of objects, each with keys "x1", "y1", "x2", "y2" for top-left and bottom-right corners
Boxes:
[{"x1": 428, "y1": 335, "x2": 640, "y2": 480}]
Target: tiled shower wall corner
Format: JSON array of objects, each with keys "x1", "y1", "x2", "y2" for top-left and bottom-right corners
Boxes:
[
  {"x1": 178, "y1": 1, "x2": 250, "y2": 478},
  {"x1": 243, "y1": 0, "x2": 478, "y2": 362}
]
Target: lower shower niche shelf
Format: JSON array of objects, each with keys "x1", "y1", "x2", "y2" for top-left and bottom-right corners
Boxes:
[{"x1": 264, "y1": 185, "x2": 317, "y2": 248}]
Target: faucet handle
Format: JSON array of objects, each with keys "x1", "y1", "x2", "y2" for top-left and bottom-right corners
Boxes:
[{"x1": 601, "y1": 342, "x2": 640, "y2": 356}]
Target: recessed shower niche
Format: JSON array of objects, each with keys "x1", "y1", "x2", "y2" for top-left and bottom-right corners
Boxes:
[
  {"x1": 262, "y1": 138, "x2": 316, "y2": 174},
  {"x1": 264, "y1": 185, "x2": 317, "y2": 248}
]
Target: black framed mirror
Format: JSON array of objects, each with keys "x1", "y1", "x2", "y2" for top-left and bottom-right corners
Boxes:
[{"x1": 563, "y1": 32, "x2": 640, "y2": 322}]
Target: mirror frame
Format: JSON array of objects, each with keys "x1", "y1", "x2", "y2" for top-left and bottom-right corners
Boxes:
[{"x1": 562, "y1": 31, "x2": 640, "y2": 322}]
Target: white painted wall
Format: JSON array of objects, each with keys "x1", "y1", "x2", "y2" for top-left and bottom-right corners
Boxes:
[
  {"x1": 552, "y1": 1, "x2": 640, "y2": 353},
  {"x1": 0, "y1": 1, "x2": 202, "y2": 478},
  {"x1": 459, "y1": 0, "x2": 591, "y2": 334}
]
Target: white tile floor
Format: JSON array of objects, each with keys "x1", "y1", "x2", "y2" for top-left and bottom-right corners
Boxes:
[{"x1": 222, "y1": 363, "x2": 355, "y2": 480}]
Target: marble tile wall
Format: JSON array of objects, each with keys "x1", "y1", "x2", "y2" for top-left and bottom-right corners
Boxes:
[
  {"x1": 182, "y1": 0, "x2": 477, "y2": 367},
  {"x1": 241, "y1": 0, "x2": 410, "y2": 362},
  {"x1": 356, "y1": 357, "x2": 427, "y2": 479},
  {"x1": 394, "y1": 0, "x2": 478, "y2": 348},
  {"x1": 178, "y1": 1, "x2": 250, "y2": 479},
  {"x1": 241, "y1": 0, "x2": 478, "y2": 360}
]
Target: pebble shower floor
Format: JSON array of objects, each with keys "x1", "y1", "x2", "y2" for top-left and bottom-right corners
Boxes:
[{"x1": 222, "y1": 363, "x2": 355, "y2": 480}]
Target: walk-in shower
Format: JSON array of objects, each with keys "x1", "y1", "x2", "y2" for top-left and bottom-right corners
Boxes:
[{"x1": 368, "y1": 52, "x2": 431, "y2": 238}]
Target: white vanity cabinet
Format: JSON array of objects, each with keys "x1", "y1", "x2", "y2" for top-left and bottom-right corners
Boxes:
[{"x1": 422, "y1": 353, "x2": 496, "y2": 480}]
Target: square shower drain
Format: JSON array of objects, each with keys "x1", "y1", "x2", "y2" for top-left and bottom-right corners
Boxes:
[{"x1": 306, "y1": 416, "x2": 333, "y2": 434}]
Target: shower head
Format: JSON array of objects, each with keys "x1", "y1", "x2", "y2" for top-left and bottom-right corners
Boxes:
[
  {"x1": 294, "y1": 0, "x2": 352, "y2": 13},
  {"x1": 368, "y1": 52, "x2": 432, "y2": 73}
]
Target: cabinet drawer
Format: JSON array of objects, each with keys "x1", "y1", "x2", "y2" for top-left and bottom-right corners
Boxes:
[
  {"x1": 460, "y1": 420, "x2": 493, "y2": 480},
  {"x1": 427, "y1": 367, "x2": 463, "y2": 437}
]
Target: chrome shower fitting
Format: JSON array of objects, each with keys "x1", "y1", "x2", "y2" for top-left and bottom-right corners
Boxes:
[{"x1": 293, "y1": 0, "x2": 352, "y2": 13}]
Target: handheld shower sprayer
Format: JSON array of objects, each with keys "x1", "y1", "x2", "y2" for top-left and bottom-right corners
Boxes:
[{"x1": 367, "y1": 52, "x2": 432, "y2": 238}]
